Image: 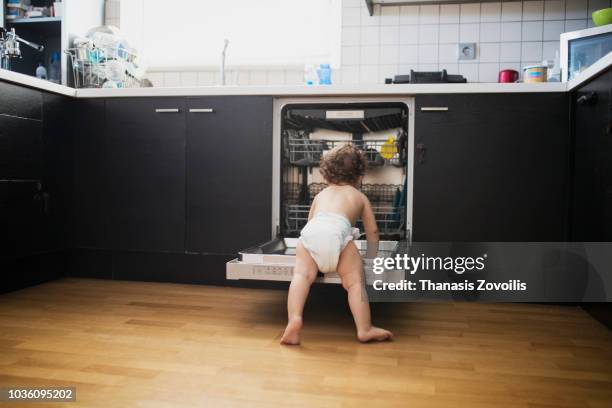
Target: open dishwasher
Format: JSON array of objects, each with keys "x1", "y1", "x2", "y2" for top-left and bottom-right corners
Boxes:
[{"x1": 227, "y1": 97, "x2": 414, "y2": 284}]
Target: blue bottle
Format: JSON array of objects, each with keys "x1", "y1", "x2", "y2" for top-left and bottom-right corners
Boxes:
[{"x1": 317, "y1": 64, "x2": 332, "y2": 85}]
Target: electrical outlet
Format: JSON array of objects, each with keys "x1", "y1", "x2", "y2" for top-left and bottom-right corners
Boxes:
[{"x1": 458, "y1": 43, "x2": 476, "y2": 60}]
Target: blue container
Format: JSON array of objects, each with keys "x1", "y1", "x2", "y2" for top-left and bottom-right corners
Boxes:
[{"x1": 317, "y1": 64, "x2": 332, "y2": 85}]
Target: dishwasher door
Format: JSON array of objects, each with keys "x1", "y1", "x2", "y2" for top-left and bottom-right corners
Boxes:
[{"x1": 226, "y1": 238, "x2": 405, "y2": 284}]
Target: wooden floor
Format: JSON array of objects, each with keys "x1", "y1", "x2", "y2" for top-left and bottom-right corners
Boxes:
[{"x1": 0, "y1": 278, "x2": 610, "y2": 408}]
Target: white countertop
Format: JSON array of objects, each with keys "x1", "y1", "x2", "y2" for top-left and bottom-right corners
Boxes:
[
  {"x1": 74, "y1": 81, "x2": 567, "y2": 97},
  {"x1": 0, "y1": 69, "x2": 75, "y2": 96},
  {"x1": 2, "y1": 52, "x2": 611, "y2": 98}
]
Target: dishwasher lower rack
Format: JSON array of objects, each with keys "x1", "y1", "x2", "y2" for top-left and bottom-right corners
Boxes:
[
  {"x1": 226, "y1": 238, "x2": 405, "y2": 284},
  {"x1": 284, "y1": 205, "x2": 406, "y2": 237}
]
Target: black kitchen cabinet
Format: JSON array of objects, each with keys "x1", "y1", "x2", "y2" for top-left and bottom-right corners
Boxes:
[
  {"x1": 0, "y1": 96, "x2": 44, "y2": 260},
  {"x1": 413, "y1": 93, "x2": 570, "y2": 242},
  {"x1": 0, "y1": 81, "x2": 42, "y2": 120},
  {"x1": 571, "y1": 70, "x2": 612, "y2": 241},
  {"x1": 0, "y1": 114, "x2": 43, "y2": 179},
  {"x1": 106, "y1": 98, "x2": 186, "y2": 252},
  {"x1": 73, "y1": 99, "x2": 108, "y2": 249},
  {"x1": 42, "y1": 93, "x2": 74, "y2": 251},
  {"x1": 0, "y1": 85, "x2": 70, "y2": 290},
  {"x1": 0, "y1": 181, "x2": 45, "y2": 259},
  {"x1": 186, "y1": 96, "x2": 273, "y2": 254}
]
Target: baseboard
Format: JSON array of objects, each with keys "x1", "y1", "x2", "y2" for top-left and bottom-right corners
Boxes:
[
  {"x1": 0, "y1": 250, "x2": 69, "y2": 294},
  {"x1": 65, "y1": 248, "x2": 290, "y2": 289},
  {"x1": 582, "y1": 303, "x2": 612, "y2": 330}
]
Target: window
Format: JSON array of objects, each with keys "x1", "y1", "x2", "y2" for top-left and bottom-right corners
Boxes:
[{"x1": 120, "y1": 0, "x2": 341, "y2": 69}]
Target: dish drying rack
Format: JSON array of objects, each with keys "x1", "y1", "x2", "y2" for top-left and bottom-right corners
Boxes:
[
  {"x1": 283, "y1": 183, "x2": 406, "y2": 236},
  {"x1": 65, "y1": 46, "x2": 142, "y2": 88},
  {"x1": 285, "y1": 137, "x2": 404, "y2": 167}
]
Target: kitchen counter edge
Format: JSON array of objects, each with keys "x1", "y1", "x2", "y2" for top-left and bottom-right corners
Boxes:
[{"x1": 2, "y1": 52, "x2": 612, "y2": 98}]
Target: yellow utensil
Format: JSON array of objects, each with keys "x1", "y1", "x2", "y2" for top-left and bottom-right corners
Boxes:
[{"x1": 380, "y1": 136, "x2": 397, "y2": 159}]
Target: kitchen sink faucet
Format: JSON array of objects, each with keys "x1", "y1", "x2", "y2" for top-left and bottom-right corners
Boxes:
[{"x1": 220, "y1": 39, "x2": 229, "y2": 86}]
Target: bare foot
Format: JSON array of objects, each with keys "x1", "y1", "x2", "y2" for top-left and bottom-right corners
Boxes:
[
  {"x1": 357, "y1": 327, "x2": 394, "y2": 343},
  {"x1": 280, "y1": 317, "x2": 303, "y2": 345}
]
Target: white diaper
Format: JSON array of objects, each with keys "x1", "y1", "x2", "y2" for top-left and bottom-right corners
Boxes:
[{"x1": 299, "y1": 212, "x2": 361, "y2": 273}]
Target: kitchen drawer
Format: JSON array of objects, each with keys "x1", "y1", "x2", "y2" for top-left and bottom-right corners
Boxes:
[
  {"x1": 0, "y1": 114, "x2": 43, "y2": 179},
  {"x1": 0, "y1": 81, "x2": 43, "y2": 120}
]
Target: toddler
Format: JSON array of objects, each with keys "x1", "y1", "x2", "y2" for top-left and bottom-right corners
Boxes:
[{"x1": 281, "y1": 144, "x2": 393, "y2": 345}]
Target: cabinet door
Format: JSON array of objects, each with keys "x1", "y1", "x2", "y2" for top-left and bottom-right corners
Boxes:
[
  {"x1": 0, "y1": 81, "x2": 42, "y2": 120},
  {"x1": 42, "y1": 93, "x2": 74, "y2": 251},
  {"x1": 0, "y1": 181, "x2": 45, "y2": 258},
  {"x1": 106, "y1": 98, "x2": 186, "y2": 252},
  {"x1": 413, "y1": 93, "x2": 570, "y2": 242},
  {"x1": 73, "y1": 99, "x2": 108, "y2": 249},
  {"x1": 0, "y1": 115, "x2": 42, "y2": 180},
  {"x1": 572, "y1": 71, "x2": 612, "y2": 241},
  {"x1": 186, "y1": 96, "x2": 273, "y2": 254}
]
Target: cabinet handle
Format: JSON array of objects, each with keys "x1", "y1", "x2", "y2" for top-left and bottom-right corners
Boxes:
[
  {"x1": 420, "y1": 107, "x2": 449, "y2": 112},
  {"x1": 577, "y1": 92, "x2": 598, "y2": 106},
  {"x1": 0, "y1": 179, "x2": 40, "y2": 184},
  {"x1": 189, "y1": 108, "x2": 215, "y2": 113},
  {"x1": 416, "y1": 143, "x2": 426, "y2": 164},
  {"x1": 155, "y1": 108, "x2": 180, "y2": 113}
]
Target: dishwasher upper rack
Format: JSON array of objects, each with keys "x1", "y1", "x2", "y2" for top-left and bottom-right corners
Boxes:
[
  {"x1": 285, "y1": 136, "x2": 405, "y2": 167},
  {"x1": 284, "y1": 204, "x2": 405, "y2": 237},
  {"x1": 283, "y1": 110, "x2": 405, "y2": 133}
]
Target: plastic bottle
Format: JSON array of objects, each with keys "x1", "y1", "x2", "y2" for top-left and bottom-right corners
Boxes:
[
  {"x1": 48, "y1": 52, "x2": 61, "y2": 84},
  {"x1": 35, "y1": 63, "x2": 47, "y2": 80},
  {"x1": 304, "y1": 64, "x2": 317, "y2": 85},
  {"x1": 317, "y1": 64, "x2": 332, "y2": 85},
  {"x1": 548, "y1": 50, "x2": 561, "y2": 82}
]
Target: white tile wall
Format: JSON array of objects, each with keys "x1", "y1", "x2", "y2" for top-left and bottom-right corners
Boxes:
[
  {"x1": 440, "y1": 4, "x2": 460, "y2": 23},
  {"x1": 544, "y1": 0, "x2": 566, "y2": 20},
  {"x1": 481, "y1": 22, "x2": 502, "y2": 42},
  {"x1": 106, "y1": 0, "x2": 607, "y2": 85},
  {"x1": 481, "y1": 2, "x2": 502, "y2": 21},
  {"x1": 334, "y1": 0, "x2": 601, "y2": 83}
]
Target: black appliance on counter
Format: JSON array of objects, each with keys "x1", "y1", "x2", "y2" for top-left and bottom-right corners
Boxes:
[{"x1": 385, "y1": 69, "x2": 467, "y2": 84}]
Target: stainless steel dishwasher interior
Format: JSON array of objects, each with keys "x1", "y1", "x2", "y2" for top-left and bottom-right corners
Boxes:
[{"x1": 226, "y1": 97, "x2": 415, "y2": 283}]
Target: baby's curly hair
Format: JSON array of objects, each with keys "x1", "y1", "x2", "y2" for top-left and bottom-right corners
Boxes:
[{"x1": 320, "y1": 144, "x2": 367, "y2": 185}]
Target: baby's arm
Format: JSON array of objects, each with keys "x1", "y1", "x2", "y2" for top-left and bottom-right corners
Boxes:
[{"x1": 361, "y1": 194, "x2": 380, "y2": 259}]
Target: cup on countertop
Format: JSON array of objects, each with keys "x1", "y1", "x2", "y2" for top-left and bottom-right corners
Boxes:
[
  {"x1": 523, "y1": 65, "x2": 548, "y2": 83},
  {"x1": 498, "y1": 69, "x2": 519, "y2": 83}
]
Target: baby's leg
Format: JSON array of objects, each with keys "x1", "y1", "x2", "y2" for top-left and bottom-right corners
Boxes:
[
  {"x1": 281, "y1": 241, "x2": 318, "y2": 345},
  {"x1": 337, "y1": 242, "x2": 393, "y2": 343}
]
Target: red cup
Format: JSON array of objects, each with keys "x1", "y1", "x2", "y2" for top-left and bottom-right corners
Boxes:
[{"x1": 498, "y1": 69, "x2": 519, "y2": 83}]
